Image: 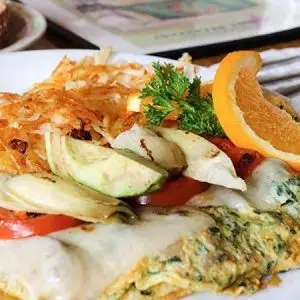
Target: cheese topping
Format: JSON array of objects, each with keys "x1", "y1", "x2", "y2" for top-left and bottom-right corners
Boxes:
[
  {"x1": 0, "y1": 210, "x2": 214, "y2": 299},
  {"x1": 189, "y1": 185, "x2": 253, "y2": 213},
  {"x1": 0, "y1": 237, "x2": 82, "y2": 300}
]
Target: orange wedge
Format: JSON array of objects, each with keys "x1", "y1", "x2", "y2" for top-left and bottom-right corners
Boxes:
[{"x1": 212, "y1": 51, "x2": 300, "y2": 171}]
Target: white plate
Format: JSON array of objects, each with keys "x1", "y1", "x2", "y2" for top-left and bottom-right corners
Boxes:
[
  {"x1": 1, "y1": 1, "x2": 46, "y2": 52},
  {"x1": 0, "y1": 49, "x2": 299, "y2": 300}
]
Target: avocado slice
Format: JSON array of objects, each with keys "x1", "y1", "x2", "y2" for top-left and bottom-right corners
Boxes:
[{"x1": 45, "y1": 133, "x2": 168, "y2": 198}]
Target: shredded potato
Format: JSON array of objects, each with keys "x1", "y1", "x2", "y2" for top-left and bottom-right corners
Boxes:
[
  {"x1": 0, "y1": 48, "x2": 195, "y2": 174},
  {"x1": 0, "y1": 48, "x2": 155, "y2": 174}
]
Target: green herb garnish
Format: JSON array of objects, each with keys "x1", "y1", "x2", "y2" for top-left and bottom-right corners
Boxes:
[{"x1": 141, "y1": 62, "x2": 225, "y2": 136}]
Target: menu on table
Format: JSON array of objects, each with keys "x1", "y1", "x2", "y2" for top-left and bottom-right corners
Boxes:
[{"x1": 21, "y1": 0, "x2": 300, "y2": 54}]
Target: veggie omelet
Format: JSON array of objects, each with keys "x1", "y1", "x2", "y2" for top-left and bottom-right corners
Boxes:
[
  {"x1": 0, "y1": 165, "x2": 298, "y2": 300},
  {"x1": 102, "y1": 207, "x2": 300, "y2": 299},
  {"x1": 102, "y1": 159, "x2": 300, "y2": 299}
]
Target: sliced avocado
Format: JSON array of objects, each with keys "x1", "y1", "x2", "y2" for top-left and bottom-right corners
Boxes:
[{"x1": 45, "y1": 133, "x2": 168, "y2": 198}]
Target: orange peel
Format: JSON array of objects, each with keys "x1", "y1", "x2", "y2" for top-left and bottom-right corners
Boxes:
[{"x1": 212, "y1": 51, "x2": 300, "y2": 171}]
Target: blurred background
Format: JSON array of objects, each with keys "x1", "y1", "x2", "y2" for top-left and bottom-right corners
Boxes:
[{"x1": 1, "y1": 0, "x2": 300, "y2": 102}]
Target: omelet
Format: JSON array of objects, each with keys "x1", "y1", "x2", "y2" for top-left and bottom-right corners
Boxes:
[
  {"x1": 102, "y1": 159, "x2": 300, "y2": 299},
  {"x1": 0, "y1": 159, "x2": 298, "y2": 300},
  {"x1": 102, "y1": 206, "x2": 300, "y2": 299},
  {"x1": 100, "y1": 159, "x2": 300, "y2": 300}
]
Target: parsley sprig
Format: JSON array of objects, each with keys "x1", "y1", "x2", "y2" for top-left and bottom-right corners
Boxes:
[{"x1": 141, "y1": 62, "x2": 225, "y2": 136}]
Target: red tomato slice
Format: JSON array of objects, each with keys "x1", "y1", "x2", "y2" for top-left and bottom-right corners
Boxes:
[
  {"x1": 0, "y1": 207, "x2": 20, "y2": 219},
  {"x1": 207, "y1": 137, "x2": 264, "y2": 179},
  {"x1": 0, "y1": 213, "x2": 83, "y2": 239},
  {"x1": 134, "y1": 177, "x2": 209, "y2": 207}
]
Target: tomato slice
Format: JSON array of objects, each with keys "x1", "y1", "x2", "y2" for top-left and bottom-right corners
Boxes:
[
  {"x1": 0, "y1": 207, "x2": 20, "y2": 219},
  {"x1": 0, "y1": 212, "x2": 83, "y2": 239},
  {"x1": 134, "y1": 177, "x2": 209, "y2": 207},
  {"x1": 207, "y1": 137, "x2": 264, "y2": 179}
]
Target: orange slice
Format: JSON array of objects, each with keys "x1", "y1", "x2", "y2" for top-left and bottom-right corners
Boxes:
[{"x1": 212, "y1": 51, "x2": 300, "y2": 171}]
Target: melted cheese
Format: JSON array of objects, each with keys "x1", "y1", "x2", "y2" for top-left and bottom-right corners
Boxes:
[
  {"x1": 0, "y1": 237, "x2": 82, "y2": 300},
  {"x1": 244, "y1": 159, "x2": 295, "y2": 210},
  {"x1": 52, "y1": 210, "x2": 214, "y2": 299},
  {"x1": 189, "y1": 159, "x2": 297, "y2": 213},
  {"x1": 0, "y1": 210, "x2": 214, "y2": 299},
  {"x1": 189, "y1": 185, "x2": 253, "y2": 212}
]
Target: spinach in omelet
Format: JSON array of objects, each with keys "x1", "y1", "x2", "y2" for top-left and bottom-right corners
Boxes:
[{"x1": 102, "y1": 161, "x2": 300, "y2": 300}]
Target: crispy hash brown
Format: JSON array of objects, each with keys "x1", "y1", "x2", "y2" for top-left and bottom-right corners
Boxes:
[{"x1": 0, "y1": 48, "x2": 154, "y2": 174}]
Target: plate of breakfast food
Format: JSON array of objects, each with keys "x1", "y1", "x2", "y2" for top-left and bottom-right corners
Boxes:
[
  {"x1": 0, "y1": 47, "x2": 298, "y2": 300},
  {"x1": 0, "y1": 1, "x2": 46, "y2": 52}
]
